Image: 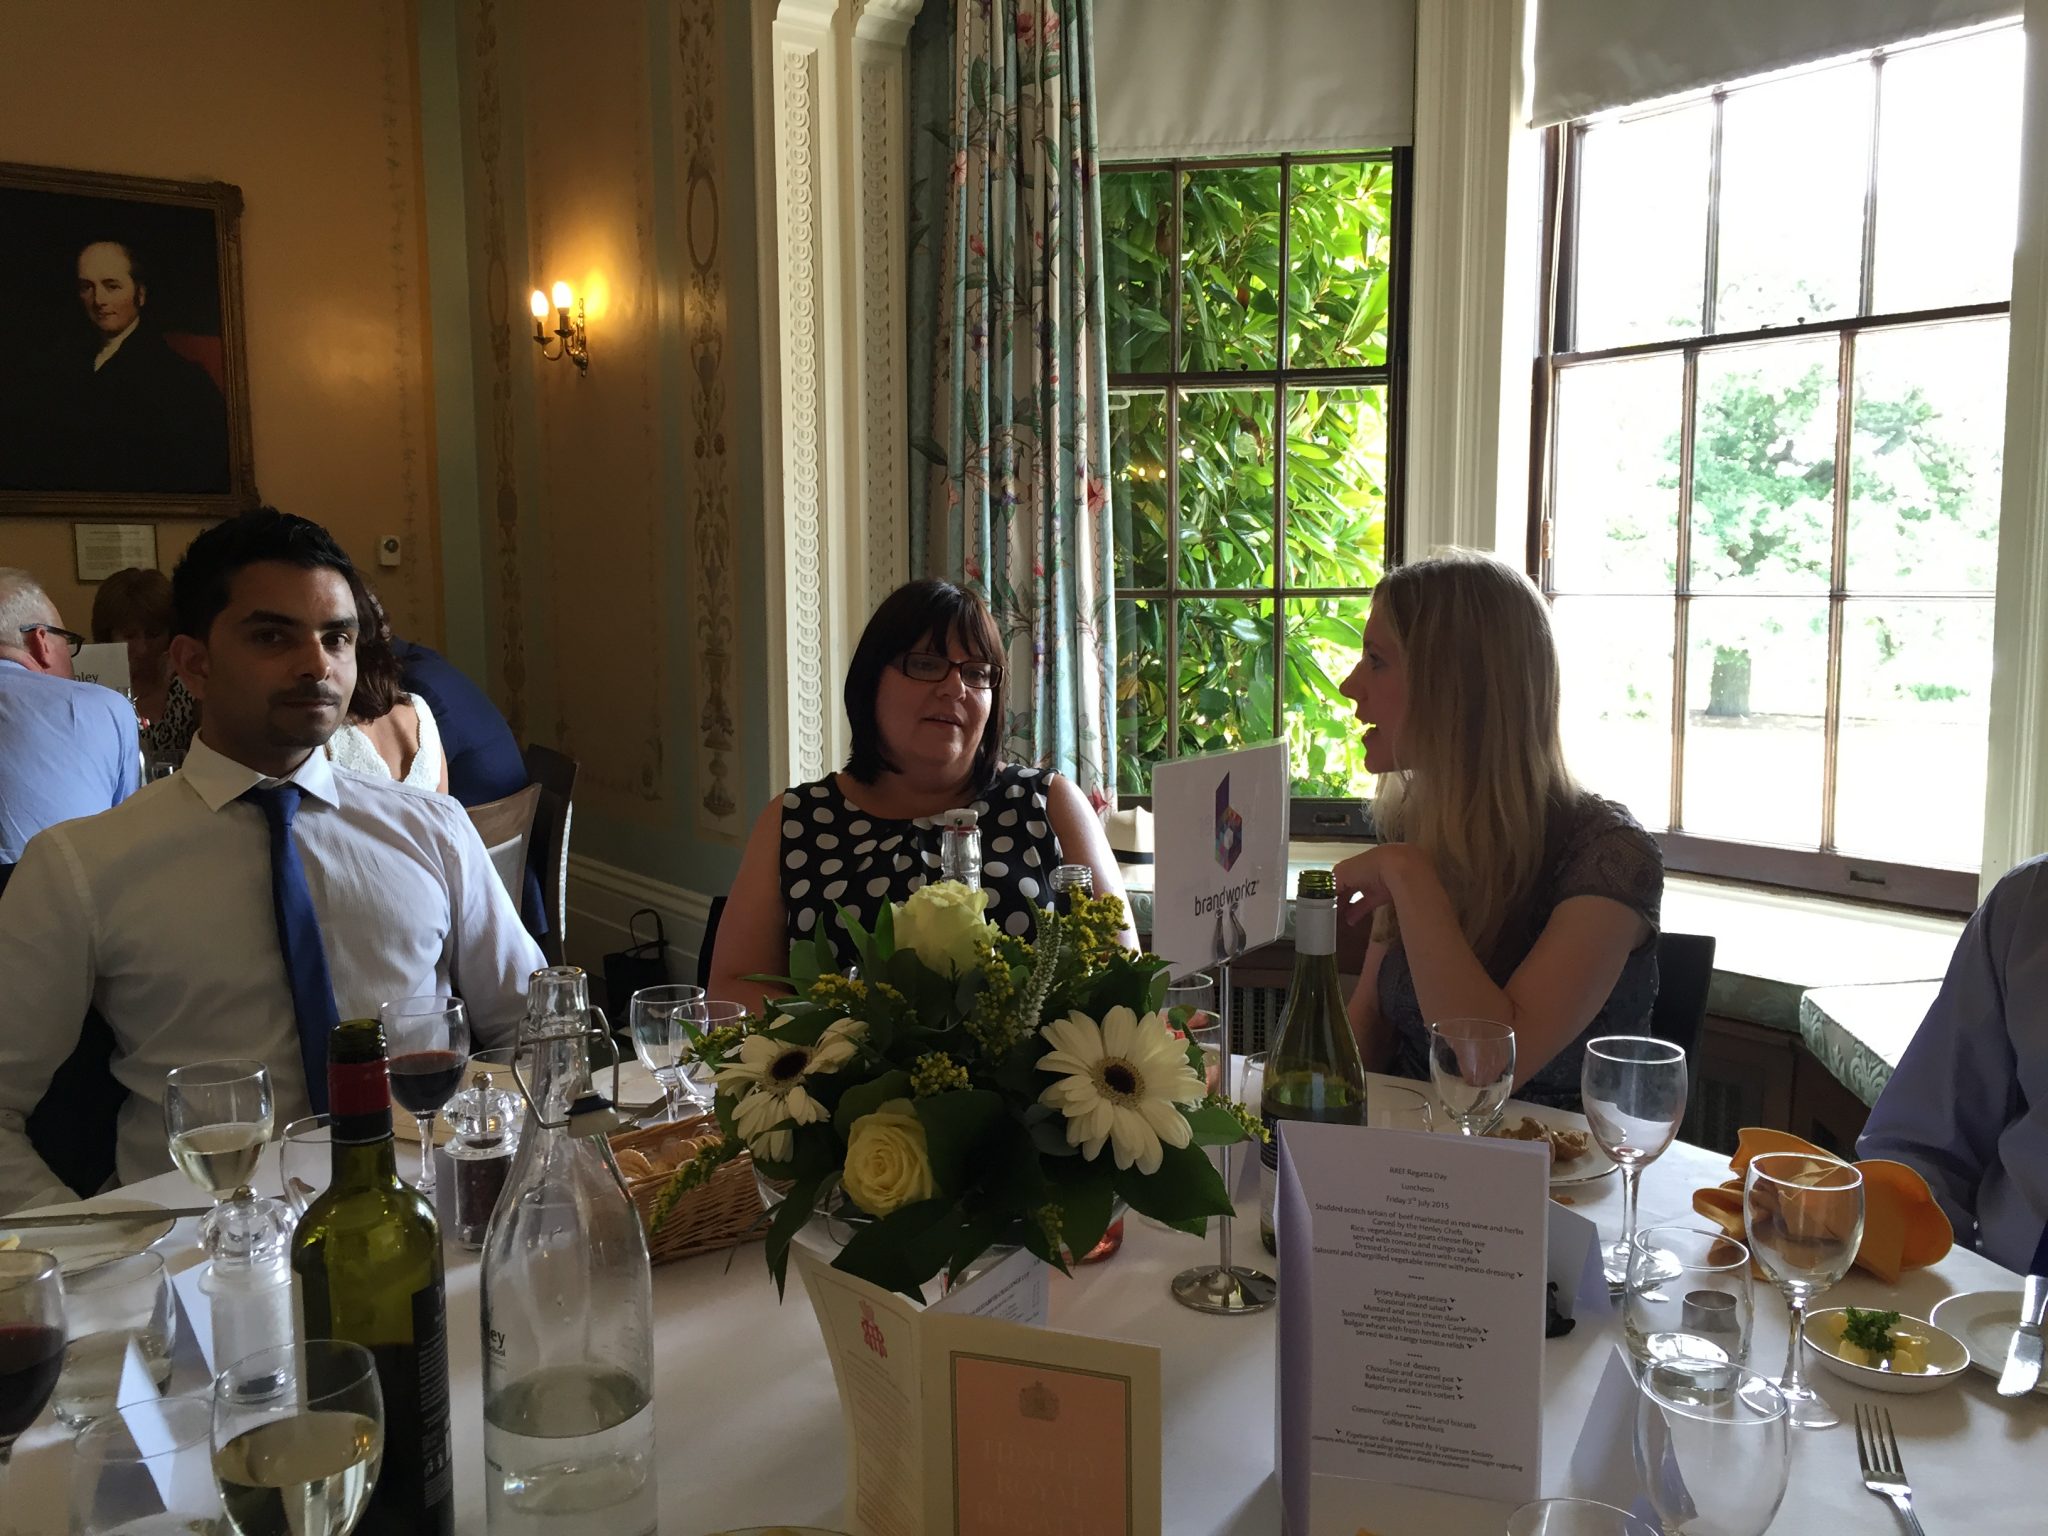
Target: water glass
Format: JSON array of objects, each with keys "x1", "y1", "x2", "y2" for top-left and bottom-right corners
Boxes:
[
  {"x1": 679, "y1": 1000, "x2": 748, "y2": 1106},
  {"x1": 0, "y1": 1249, "x2": 66, "y2": 1465},
  {"x1": 1372, "y1": 1083, "x2": 1435, "y2": 1132},
  {"x1": 1506, "y1": 1499, "x2": 1659, "y2": 1536},
  {"x1": 1743, "y1": 1151, "x2": 1864, "y2": 1429},
  {"x1": 212, "y1": 1339, "x2": 385, "y2": 1536},
  {"x1": 71, "y1": 1393, "x2": 225, "y2": 1533},
  {"x1": 164, "y1": 1061, "x2": 274, "y2": 1204},
  {"x1": 628, "y1": 984, "x2": 707, "y2": 1120},
  {"x1": 279, "y1": 1115, "x2": 334, "y2": 1219},
  {"x1": 1428, "y1": 1018, "x2": 1516, "y2": 1134},
  {"x1": 1581, "y1": 1036, "x2": 1688, "y2": 1288},
  {"x1": 379, "y1": 997, "x2": 470, "y2": 1199},
  {"x1": 1633, "y1": 1361, "x2": 1790, "y2": 1536},
  {"x1": 53, "y1": 1252, "x2": 176, "y2": 1429},
  {"x1": 1624, "y1": 1225, "x2": 1754, "y2": 1369}
]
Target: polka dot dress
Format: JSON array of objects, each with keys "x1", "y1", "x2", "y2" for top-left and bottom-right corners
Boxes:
[{"x1": 779, "y1": 765, "x2": 1064, "y2": 967}]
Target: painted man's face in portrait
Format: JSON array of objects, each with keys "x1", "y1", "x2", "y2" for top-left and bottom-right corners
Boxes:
[{"x1": 76, "y1": 241, "x2": 145, "y2": 337}]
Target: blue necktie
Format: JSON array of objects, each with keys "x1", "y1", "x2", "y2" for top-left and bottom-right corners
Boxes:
[{"x1": 242, "y1": 784, "x2": 339, "y2": 1113}]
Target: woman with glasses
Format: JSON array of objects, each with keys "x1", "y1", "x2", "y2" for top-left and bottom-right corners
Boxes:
[{"x1": 710, "y1": 578, "x2": 1134, "y2": 1012}]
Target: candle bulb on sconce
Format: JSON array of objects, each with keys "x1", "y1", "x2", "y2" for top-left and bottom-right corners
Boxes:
[{"x1": 530, "y1": 279, "x2": 589, "y2": 375}]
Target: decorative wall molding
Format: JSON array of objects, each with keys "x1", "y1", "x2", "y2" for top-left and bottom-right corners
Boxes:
[
  {"x1": 1403, "y1": 0, "x2": 1539, "y2": 562},
  {"x1": 856, "y1": 53, "x2": 907, "y2": 609},
  {"x1": 564, "y1": 854, "x2": 716, "y2": 986},
  {"x1": 677, "y1": 0, "x2": 745, "y2": 840},
  {"x1": 375, "y1": 0, "x2": 427, "y2": 636}
]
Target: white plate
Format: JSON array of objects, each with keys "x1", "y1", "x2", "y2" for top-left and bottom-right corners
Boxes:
[
  {"x1": 1495, "y1": 1101, "x2": 1619, "y2": 1187},
  {"x1": 0, "y1": 1197, "x2": 177, "y2": 1274},
  {"x1": 1803, "y1": 1307, "x2": 1970, "y2": 1395},
  {"x1": 1930, "y1": 1289, "x2": 2048, "y2": 1396}
]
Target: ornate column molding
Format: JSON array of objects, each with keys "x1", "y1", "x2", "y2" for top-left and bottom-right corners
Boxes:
[
  {"x1": 763, "y1": 0, "x2": 925, "y2": 790},
  {"x1": 1403, "y1": 0, "x2": 1540, "y2": 562}
]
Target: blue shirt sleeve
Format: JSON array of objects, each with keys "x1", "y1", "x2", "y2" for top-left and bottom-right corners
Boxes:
[{"x1": 1858, "y1": 860, "x2": 2034, "y2": 1252}]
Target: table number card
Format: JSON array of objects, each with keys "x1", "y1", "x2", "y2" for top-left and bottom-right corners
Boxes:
[
  {"x1": 792, "y1": 1245, "x2": 1163, "y2": 1536},
  {"x1": 1277, "y1": 1120, "x2": 1550, "y2": 1531}
]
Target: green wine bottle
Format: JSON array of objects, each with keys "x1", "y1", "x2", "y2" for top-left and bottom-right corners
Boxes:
[
  {"x1": 1259, "y1": 869, "x2": 1368, "y2": 1255},
  {"x1": 291, "y1": 1018, "x2": 455, "y2": 1535}
]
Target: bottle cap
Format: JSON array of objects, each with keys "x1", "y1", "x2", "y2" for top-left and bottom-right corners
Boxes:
[
  {"x1": 1296, "y1": 868, "x2": 1336, "y2": 899},
  {"x1": 941, "y1": 808, "x2": 979, "y2": 830}
]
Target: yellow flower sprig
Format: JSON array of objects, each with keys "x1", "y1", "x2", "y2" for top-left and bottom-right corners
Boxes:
[
  {"x1": 909, "y1": 1052, "x2": 969, "y2": 1096},
  {"x1": 643, "y1": 1136, "x2": 736, "y2": 1233},
  {"x1": 1206, "y1": 1094, "x2": 1270, "y2": 1143}
]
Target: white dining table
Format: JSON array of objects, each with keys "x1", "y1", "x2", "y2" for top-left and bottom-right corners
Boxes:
[{"x1": 9, "y1": 1108, "x2": 2045, "y2": 1535}]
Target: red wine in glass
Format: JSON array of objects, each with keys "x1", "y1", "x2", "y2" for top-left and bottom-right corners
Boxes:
[
  {"x1": 0, "y1": 1322, "x2": 65, "y2": 1443},
  {"x1": 389, "y1": 1049, "x2": 468, "y2": 1116}
]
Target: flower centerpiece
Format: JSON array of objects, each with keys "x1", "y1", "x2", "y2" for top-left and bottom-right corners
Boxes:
[{"x1": 650, "y1": 882, "x2": 1260, "y2": 1299}]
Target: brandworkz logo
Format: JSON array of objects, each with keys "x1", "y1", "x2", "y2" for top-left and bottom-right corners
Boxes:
[{"x1": 1214, "y1": 773, "x2": 1244, "y2": 872}]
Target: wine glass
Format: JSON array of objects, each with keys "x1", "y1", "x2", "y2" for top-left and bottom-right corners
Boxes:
[
  {"x1": 1633, "y1": 1360, "x2": 1790, "y2": 1535},
  {"x1": 380, "y1": 997, "x2": 471, "y2": 1199},
  {"x1": 1428, "y1": 1018, "x2": 1516, "y2": 1135},
  {"x1": 71, "y1": 1393, "x2": 224, "y2": 1533},
  {"x1": 678, "y1": 999, "x2": 748, "y2": 1107},
  {"x1": 1743, "y1": 1151, "x2": 1864, "y2": 1429},
  {"x1": 1581, "y1": 1036, "x2": 1688, "y2": 1288},
  {"x1": 280, "y1": 1114, "x2": 334, "y2": 1219},
  {"x1": 1165, "y1": 973, "x2": 1222, "y2": 1096},
  {"x1": 50, "y1": 1252, "x2": 177, "y2": 1429},
  {"x1": 164, "y1": 1060, "x2": 274, "y2": 1205},
  {"x1": 629, "y1": 983, "x2": 706, "y2": 1120},
  {"x1": 1506, "y1": 1499, "x2": 1659, "y2": 1536},
  {"x1": 0, "y1": 1250, "x2": 65, "y2": 1468},
  {"x1": 1624, "y1": 1225, "x2": 1753, "y2": 1369},
  {"x1": 213, "y1": 1339, "x2": 384, "y2": 1536}
]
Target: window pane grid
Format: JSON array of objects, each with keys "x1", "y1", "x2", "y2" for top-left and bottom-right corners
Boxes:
[
  {"x1": 1541, "y1": 24, "x2": 2018, "y2": 900},
  {"x1": 1109, "y1": 151, "x2": 1403, "y2": 798}
]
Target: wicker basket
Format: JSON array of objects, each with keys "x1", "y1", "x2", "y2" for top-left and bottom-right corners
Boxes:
[{"x1": 609, "y1": 1113, "x2": 766, "y2": 1265}]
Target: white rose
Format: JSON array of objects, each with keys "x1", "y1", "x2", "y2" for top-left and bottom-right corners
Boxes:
[
  {"x1": 892, "y1": 880, "x2": 995, "y2": 975},
  {"x1": 842, "y1": 1099, "x2": 936, "y2": 1216}
]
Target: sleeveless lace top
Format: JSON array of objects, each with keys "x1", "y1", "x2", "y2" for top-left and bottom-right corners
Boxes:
[
  {"x1": 779, "y1": 764, "x2": 1064, "y2": 967},
  {"x1": 325, "y1": 692, "x2": 444, "y2": 790}
]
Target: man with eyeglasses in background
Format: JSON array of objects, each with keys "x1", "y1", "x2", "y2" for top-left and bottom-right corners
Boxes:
[{"x1": 0, "y1": 567, "x2": 139, "y2": 893}]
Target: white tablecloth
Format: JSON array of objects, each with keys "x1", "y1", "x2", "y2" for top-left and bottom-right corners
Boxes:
[{"x1": 10, "y1": 1125, "x2": 2045, "y2": 1534}]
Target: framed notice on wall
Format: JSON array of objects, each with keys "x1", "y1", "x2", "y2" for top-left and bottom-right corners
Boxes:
[{"x1": 74, "y1": 522, "x2": 158, "y2": 581}]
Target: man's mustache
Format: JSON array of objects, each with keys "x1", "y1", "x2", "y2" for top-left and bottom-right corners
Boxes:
[{"x1": 273, "y1": 686, "x2": 343, "y2": 708}]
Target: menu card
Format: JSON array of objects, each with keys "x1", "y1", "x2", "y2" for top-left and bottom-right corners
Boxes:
[
  {"x1": 1275, "y1": 1119, "x2": 1549, "y2": 1530},
  {"x1": 791, "y1": 1245, "x2": 1163, "y2": 1536}
]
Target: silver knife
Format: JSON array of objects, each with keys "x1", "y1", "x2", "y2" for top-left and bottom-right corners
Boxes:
[
  {"x1": 1998, "y1": 1273, "x2": 2047, "y2": 1396},
  {"x1": 2, "y1": 1206, "x2": 211, "y2": 1228}
]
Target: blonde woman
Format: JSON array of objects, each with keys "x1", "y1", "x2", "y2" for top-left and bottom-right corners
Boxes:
[{"x1": 1335, "y1": 550, "x2": 1662, "y2": 1109}]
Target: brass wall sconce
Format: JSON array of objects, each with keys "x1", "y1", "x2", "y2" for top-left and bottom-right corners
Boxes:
[{"x1": 529, "y1": 281, "x2": 588, "y2": 374}]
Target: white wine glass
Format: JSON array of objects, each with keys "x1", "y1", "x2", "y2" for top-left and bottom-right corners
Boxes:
[
  {"x1": 678, "y1": 999, "x2": 747, "y2": 1107},
  {"x1": 165, "y1": 1060, "x2": 274, "y2": 1205},
  {"x1": 213, "y1": 1339, "x2": 384, "y2": 1536},
  {"x1": 380, "y1": 997, "x2": 471, "y2": 1200},
  {"x1": 1634, "y1": 1360, "x2": 1790, "y2": 1535},
  {"x1": 1743, "y1": 1151, "x2": 1864, "y2": 1430},
  {"x1": 0, "y1": 1249, "x2": 66, "y2": 1469},
  {"x1": 71, "y1": 1392, "x2": 224, "y2": 1533},
  {"x1": 1581, "y1": 1036, "x2": 1688, "y2": 1288},
  {"x1": 1428, "y1": 1018, "x2": 1515, "y2": 1135},
  {"x1": 629, "y1": 983, "x2": 705, "y2": 1120}
]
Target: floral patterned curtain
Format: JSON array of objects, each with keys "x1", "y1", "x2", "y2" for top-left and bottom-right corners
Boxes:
[{"x1": 908, "y1": 0, "x2": 1118, "y2": 807}]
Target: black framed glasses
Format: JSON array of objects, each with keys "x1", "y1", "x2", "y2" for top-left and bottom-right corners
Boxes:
[
  {"x1": 895, "y1": 651, "x2": 1002, "y2": 690},
  {"x1": 19, "y1": 624, "x2": 85, "y2": 658}
]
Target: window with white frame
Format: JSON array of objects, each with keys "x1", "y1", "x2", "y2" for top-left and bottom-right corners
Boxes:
[{"x1": 1535, "y1": 22, "x2": 2023, "y2": 911}]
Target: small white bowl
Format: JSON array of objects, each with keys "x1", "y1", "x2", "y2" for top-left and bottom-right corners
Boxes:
[{"x1": 1804, "y1": 1307, "x2": 1970, "y2": 1395}]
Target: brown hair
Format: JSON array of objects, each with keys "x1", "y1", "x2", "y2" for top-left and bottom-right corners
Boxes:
[
  {"x1": 90, "y1": 566, "x2": 173, "y2": 644},
  {"x1": 347, "y1": 575, "x2": 404, "y2": 723},
  {"x1": 844, "y1": 579, "x2": 1006, "y2": 789},
  {"x1": 1368, "y1": 550, "x2": 1577, "y2": 958}
]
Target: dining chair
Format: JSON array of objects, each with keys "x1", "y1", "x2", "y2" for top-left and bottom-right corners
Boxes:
[
  {"x1": 696, "y1": 895, "x2": 728, "y2": 992},
  {"x1": 523, "y1": 743, "x2": 578, "y2": 966},
  {"x1": 1650, "y1": 931, "x2": 1717, "y2": 1065},
  {"x1": 466, "y1": 782, "x2": 542, "y2": 905}
]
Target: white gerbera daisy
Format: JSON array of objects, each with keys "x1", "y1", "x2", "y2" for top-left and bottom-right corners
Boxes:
[
  {"x1": 1036, "y1": 1005, "x2": 1206, "y2": 1175},
  {"x1": 717, "y1": 1015, "x2": 865, "y2": 1162}
]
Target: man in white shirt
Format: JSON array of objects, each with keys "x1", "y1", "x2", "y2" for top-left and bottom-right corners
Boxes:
[{"x1": 0, "y1": 509, "x2": 544, "y2": 1210}]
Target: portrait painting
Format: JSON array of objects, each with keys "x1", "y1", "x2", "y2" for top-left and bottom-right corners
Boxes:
[{"x1": 0, "y1": 161, "x2": 255, "y2": 516}]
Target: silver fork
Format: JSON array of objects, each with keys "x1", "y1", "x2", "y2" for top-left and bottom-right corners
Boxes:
[{"x1": 1855, "y1": 1402, "x2": 1929, "y2": 1535}]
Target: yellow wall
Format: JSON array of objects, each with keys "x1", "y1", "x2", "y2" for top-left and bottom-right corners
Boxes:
[{"x1": 0, "y1": 0, "x2": 443, "y2": 642}]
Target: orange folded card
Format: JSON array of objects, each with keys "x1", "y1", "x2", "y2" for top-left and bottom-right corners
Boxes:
[{"x1": 1691, "y1": 1128, "x2": 1952, "y2": 1284}]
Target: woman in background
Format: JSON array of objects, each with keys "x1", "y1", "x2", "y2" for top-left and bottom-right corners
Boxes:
[
  {"x1": 325, "y1": 578, "x2": 448, "y2": 793},
  {"x1": 711, "y1": 578, "x2": 1131, "y2": 1014},
  {"x1": 91, "y1": 566, "x2": 197, "y2": 769},
  {"x1": 1336, "y1": 550, "x2": 1662, "y2": 1109}
]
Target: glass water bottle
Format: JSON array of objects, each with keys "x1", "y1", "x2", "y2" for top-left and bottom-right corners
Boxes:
[
  {"x1": 479, "y1": 968, "x2": 656, "y2": 1535},
  {"x1": 940, "y1": 808, "x2": 983, "y2": 889}
]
